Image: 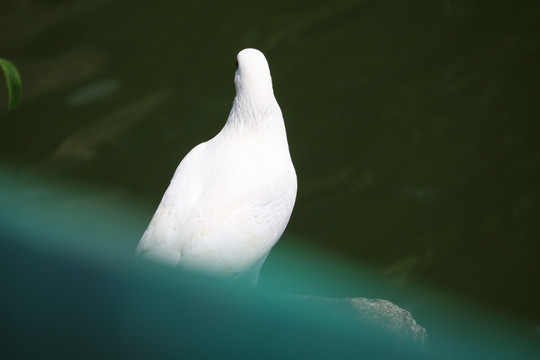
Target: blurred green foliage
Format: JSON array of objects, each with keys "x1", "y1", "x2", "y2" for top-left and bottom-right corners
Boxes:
[
  {"x1": 0, "y1": 58, "x2": 22, "y2": 110},
  {"x1": 1, "y1": 167, "x2": 539, "y2": 359}
]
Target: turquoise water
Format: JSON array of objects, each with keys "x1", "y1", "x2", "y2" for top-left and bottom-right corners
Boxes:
[{"x1": 1, "y1": 0, "x2": 539, "y2": 329}]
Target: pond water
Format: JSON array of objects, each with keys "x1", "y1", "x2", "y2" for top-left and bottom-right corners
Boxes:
[{"x1": 1, "y1": 0, "x2": 539, "y2": 328}]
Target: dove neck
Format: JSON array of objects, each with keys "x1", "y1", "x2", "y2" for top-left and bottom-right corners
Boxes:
[{"x1": 223, "y1": 91, "x2": 285, "y2": 136}]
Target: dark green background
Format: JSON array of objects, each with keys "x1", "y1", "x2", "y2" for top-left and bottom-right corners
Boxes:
[{"x1": 1, "y1": 0, "x2": 539, "y2": 326}]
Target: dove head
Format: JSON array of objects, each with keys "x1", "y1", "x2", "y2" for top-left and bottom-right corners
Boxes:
[{"x1": 234, "y1": 48, "x2": 274, "y2": 100}]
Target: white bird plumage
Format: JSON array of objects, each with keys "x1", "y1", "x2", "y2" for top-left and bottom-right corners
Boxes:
[{"x1": 136, "y1": 48, "x2": 297, "y2": 284}]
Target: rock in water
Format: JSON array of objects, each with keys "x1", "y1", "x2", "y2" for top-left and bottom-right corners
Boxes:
[
  {"x1": 136, "y1": 48, "x2": 297, "y2": 284},
  {"x1": 290, "y1": 296, "x2": 428, "y2": 346}
]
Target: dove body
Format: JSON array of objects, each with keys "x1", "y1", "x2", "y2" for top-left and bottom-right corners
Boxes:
[{"x1": 136, "y1": 49, "x2": 297, "y2": 284}]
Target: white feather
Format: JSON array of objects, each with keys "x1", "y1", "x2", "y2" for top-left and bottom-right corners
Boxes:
[{"x1": 136, "y1": 48, "x2": 297, "y2": 284}]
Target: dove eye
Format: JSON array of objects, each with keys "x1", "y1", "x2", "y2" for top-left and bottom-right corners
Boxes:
[{"x1": 235, "y1": 60, "x2": 239, "y2": 69}]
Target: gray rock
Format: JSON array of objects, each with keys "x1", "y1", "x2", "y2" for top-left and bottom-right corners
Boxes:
[{"x1": 290, "y1": 295, "x2": 428, "y2": 346}]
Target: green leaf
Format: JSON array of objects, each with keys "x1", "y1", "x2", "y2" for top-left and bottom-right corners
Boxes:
[{"x1": 0, "y1": 58, "x2": 23, "y2": 110}]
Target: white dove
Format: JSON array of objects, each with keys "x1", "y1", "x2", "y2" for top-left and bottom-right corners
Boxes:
[{"x1": 136, "y1": 48, "x2": 297, "y2": 284}]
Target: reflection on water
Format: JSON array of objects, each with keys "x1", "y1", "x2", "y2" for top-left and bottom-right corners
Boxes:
[{"x1": 1, "y1": 0, "x2": 539, "y2": 331}]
